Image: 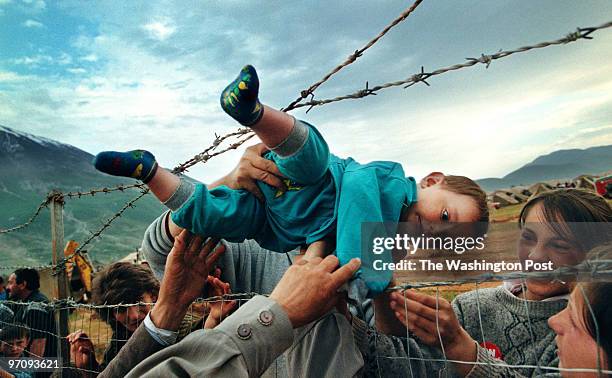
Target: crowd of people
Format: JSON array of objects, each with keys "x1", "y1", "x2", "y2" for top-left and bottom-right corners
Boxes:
[{"x1": 1, "y1": 65, "x2": 611, "y2": 377}]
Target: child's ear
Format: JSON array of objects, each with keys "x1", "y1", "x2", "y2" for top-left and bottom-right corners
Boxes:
[{"x1": 420, "y1": 172, "x2": 445, "y2": 188}]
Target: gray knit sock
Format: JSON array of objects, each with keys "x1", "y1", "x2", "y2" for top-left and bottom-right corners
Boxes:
[
  {"x1": 269, "y1": 118, "x2": 309, "y2": 157},
  {"x1": 163, "y1": 178, "x2": 196, "y2": 211}
]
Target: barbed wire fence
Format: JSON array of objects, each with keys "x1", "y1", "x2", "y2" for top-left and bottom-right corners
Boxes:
[{"x1": 1, "y1": 1, "x2": 611, "y2": 375}]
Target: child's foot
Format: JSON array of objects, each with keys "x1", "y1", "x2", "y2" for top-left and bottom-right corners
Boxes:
[
  {"x1": 220, "y1": 65, "x2": 263, "y2": 126},
  {"x1": 93, "y1": 150, "x2": 158, "y2": 183}
]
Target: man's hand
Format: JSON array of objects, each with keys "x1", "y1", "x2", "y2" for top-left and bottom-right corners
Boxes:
[
  {"x1": 150, "y1": 230, "x2": 226, "y2": 331},
  {"x1": 67, "y1": 330, "x2": 98, "y2": 371},
  {"x1": 389, "y1": 290, "x2": 477, "y2": 375},
  {"x1": 209, "y1": 143, "x2": 286, "y2": 201},
  {"x1": 270, "y1": 241, "x2": 361, "y2": 328}
]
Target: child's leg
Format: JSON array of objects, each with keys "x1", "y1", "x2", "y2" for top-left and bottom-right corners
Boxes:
[
  {"x1": 221, "y1": 66, "x2": 330, "y2": 184},
  {"x1": 93, "y1": 150, "x2": 179, "y2": 203},
  {"x1": 220, "y1": 65, "x2": 294, "y2": 147}
]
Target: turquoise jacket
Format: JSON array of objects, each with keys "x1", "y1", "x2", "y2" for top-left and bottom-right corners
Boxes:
[{"x1": 172, "y1": 123, "x2": 417, "y2": 295}]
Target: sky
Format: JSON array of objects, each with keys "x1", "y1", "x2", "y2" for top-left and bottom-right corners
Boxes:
[{"x1": 0, "y1": 0, "x2": 611, "y2": 183}]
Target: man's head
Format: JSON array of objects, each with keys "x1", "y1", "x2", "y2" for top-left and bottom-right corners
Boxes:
[
  {"x1": 402, "y1": 172, "x2": 489, "y2": 238},
  {"x1": 91, "y1": 262, "x2": 160, "y2": 332},
  {"x1": 7, "y1": 268, "x2": 40, "y2": 300},
  {"x1": 0, "y1": 324, "x2": 29, "y2": 358}
]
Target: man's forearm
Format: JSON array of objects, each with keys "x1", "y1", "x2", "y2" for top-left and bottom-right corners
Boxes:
[
  {"x1": 149, "y1": 299, "x2": 188, "y2": 332},
  {"x1": 126, "y1": 296, "x2": 294, "y2": 377}
]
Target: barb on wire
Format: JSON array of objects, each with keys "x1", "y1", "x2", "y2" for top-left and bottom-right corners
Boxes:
[
  {"x1": 403, "y1": 66, "x2": 432, "y2": 88},
  {"x1": 63, "y1": 183, "x2": 146, "y2": 199},
  {"x1": 283, "y1": 0, "x2": 424, "y2": 112},
  {"x1": 291, "y1": 21, "x2": 612, "y2": 110},
  {"x1": 50, "y1": 189, "x2": 150, "y2": 274},
  {"x1": 173, "y1": 1, "x2": 424, "y2": 173},
  {"x1": 0, "y1": 195, "x2": 54, "y2": 234}
]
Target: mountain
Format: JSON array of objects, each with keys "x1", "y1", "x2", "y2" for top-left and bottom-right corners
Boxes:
[
  {"x1": 476, "y1": 145, "x2": 612, "y2": 192},
  {"x1": 0, "y1": 126, "x2": 165, "y2": 267}
]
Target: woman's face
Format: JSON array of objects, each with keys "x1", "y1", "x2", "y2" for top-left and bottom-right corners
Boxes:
[
  {"x1": 548, "y1": 288, "x2": 608, "y2": 377},
  {"x1": 518, "y1": 203, "x2": 585, "y2": 300}
]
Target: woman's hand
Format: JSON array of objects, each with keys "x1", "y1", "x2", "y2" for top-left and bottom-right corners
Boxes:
[
  {"x1": 67, "y1": 330, "x2": 99, "y2": 372},
  {"x1": 209, "y1": 143, "x2": 286, "y2": 201},
  {"x1": 203, "y1": 276, "x2": 237, "y2": 329},
  {"x1": 389, "y1": 289, "x2": 477, "y2": 376}
]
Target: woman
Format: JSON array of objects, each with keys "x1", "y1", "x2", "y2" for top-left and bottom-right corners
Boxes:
[
  {"x1": 548, "y1": 244, "x2": 612, "y2": 377},
  {"x1": 354, "y1": 189, "x2": 612, "y2": 377}
]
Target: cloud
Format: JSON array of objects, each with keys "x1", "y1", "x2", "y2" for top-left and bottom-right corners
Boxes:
[
  {"x1": 22, "y1": 18, "x2": 43, "y2": 28},
  {"x1": 21, "y1": 0, "x2": 45, "y2": 11},
  {"x1": 0, "y1": 71, "x2": 31, "y2": 82},
  {"x1": 79, "y1": 54, "x2": 98, "y2": 62},
  {"x1": 12, "y1": 54, "x2": 53, "y2": 66},
  {"x1": 57, "y1": 52, "x2": 72, "y2": 65},
  {"x1": 67, "y1": 67, "x2": 86, "y2": 74},
  {"x1": 142, "y1": 18, "x2": 176, "y2": 41}
]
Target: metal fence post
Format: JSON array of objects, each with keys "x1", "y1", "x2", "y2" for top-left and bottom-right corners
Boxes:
[{"x1": 50, "y1": 191, "x2": 70, "y2": 373}]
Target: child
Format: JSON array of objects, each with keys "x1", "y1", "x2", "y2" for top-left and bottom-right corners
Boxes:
[
  {"x1": 93, "y1": 65, "x2": 488, "y2": 296},
  {"x1": 0, "y1": 324, "x2": 33, "y2": 378}
]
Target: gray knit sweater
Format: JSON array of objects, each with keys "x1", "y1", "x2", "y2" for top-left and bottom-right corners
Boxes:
[{"x1": 354, "y1": 286, "x2": 567, "y2": 377}]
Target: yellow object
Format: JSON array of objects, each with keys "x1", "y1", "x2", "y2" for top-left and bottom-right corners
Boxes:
[
  {"x1": 131, "y1": 163, "x2": 143, "y2": 178},
  {"x1": 64, "y1": 241, "x2": 94, "y2": 292},
  {"x1": 238, "y1": 81, "x2": 247, "y2": 90}
]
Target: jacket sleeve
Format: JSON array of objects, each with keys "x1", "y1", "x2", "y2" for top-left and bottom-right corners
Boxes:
[
  {"x1": 98, "y1": 325, "x2": 166, "y2": 378},
  {"x1": 125, "y1": 296, "x2": 293, "y2": 378}
]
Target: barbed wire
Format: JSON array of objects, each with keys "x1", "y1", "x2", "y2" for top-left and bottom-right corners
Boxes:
[
  {"x1": 63, "y1": 183, "x2": 146, "y2": 199},
  {"x1": 171, "y1": 129, "x2": 255, "y2": 174},
  {"x1": 0, "y1": 184, "x2": 145, "y2": 235},
  {"x1": 283, "y1": 0, "x2": 424, "y2": 112},
  {"x1": 0, "y1": 194, "x2": 55, "y2": 234},
  {"x1": 289, "y1": 21, "x2": 612, "y2": 110}
]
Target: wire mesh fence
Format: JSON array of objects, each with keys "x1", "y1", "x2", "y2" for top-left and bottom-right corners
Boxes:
[{"x1": 1, "y1": 3, "x2": 611, "y2": 376}]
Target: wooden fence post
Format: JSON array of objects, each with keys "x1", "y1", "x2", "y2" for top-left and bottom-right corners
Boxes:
[{"x1": 50, "y1": 191, "x2": 70, "y2": 372}]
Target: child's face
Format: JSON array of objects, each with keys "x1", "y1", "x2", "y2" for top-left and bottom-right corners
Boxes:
[
  {"x1": 0, "y1": 337, "x2": 28, "y2": 358},
  {"x1": 548, "y1": 288, "x2": 608, "y2": 377},
  {"x1": 403, "y1": 172, "x2": 480, "y2": 237}
]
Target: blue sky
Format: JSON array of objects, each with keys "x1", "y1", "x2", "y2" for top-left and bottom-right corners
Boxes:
[{"x1": 1, "y1": 0, "x2": 611, "y2": 183}]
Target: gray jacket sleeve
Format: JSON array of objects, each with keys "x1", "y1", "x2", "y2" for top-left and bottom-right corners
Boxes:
[
  {"x1": 125, "y1": 296, "x2": 293, "y2": 378},
  {"x1": 141, "y1": 211, "x2": 292, "y2": 294},
  {"x1": 98, "y1": 325, "x2": 165, "y2": 378}
]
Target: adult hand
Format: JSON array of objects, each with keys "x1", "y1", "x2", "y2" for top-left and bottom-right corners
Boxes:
[
  {"x1": 67, "y1": 330, "x2": 98, "y2": 371},
  {"x1": 150, "y1": 230, "x2": 226, "y2": 331},
  {"x1": 209, "y1": 143, "x2": 286, "y2": 202},
  {"x1": 270, "y1": 241, "x2": 361, "y2": 328},
  {"x1": 389, "y1": 290, "x2": 477, "y2": 374}
]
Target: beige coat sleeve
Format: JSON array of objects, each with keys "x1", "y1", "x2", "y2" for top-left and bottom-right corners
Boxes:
[{"x1": 125, "y1": 296, "x2": 294, "y2": 378}]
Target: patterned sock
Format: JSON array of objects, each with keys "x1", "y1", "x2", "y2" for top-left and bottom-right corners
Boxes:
[
  {"x1": 93, "y1": 150, "x2": 158, "y2": 183},
  {"x1": 220, "y1": 65, "x2": 263, "y2": 126}
]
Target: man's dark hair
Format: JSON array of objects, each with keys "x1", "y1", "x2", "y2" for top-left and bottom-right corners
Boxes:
[
  {"x1": 91, "y1": 262, "x2": 160, "y2": 324},
  {"x1": 14, "y1": 268, "x2": 40, "y2": 291},
  {"x1": 0, "y1": 276, "x2": 4, "y2": 285}
]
